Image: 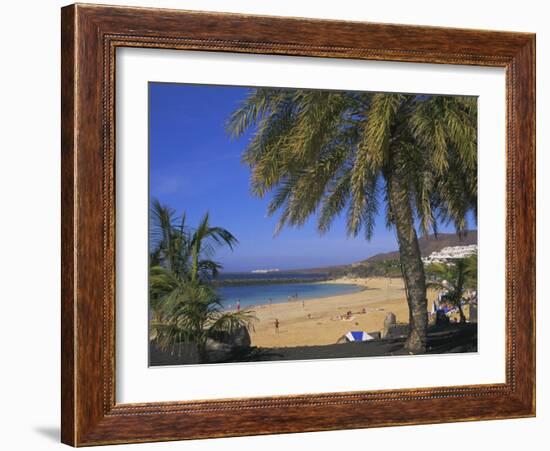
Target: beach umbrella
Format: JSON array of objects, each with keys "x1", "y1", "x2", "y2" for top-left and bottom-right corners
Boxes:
[{"x1": 345, "y1": 331, "x2": 374, "y2": 342}]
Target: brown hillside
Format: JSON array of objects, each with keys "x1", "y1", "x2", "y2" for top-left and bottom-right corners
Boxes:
[
  {"x1": 365, "y1": 230, "x2": 477, "y2": 262},
  {"x1": 289, "y1": 230, "x2": 477, "y2": 274}
]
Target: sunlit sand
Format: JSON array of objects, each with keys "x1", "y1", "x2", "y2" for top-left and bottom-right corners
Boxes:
[{"x1": 248, "y1": 277, "x2": 437, "y2": 347}]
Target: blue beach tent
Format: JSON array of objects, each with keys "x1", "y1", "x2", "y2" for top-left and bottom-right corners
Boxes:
[{"x1": 345, "y1": 331, "x2": 374, "y2": 342}]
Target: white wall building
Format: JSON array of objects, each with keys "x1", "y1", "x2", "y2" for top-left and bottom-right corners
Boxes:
[{"x1": 422, "y1": 244, "x2": 477, "y2": 264}]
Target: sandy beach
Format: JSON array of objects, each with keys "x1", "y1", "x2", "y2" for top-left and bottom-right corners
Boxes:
[{"x1": 247, "y1": 277, "x2": 437, "y2": 348}]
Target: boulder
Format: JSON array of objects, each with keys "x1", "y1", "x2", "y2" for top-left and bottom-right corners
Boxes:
[
  {"x1": 205, "y1": 338, "x2": 232, "y2": 353},
  {"x1": 381, "y1": 312, "x2": 397, "y2": 339},
  {"x1": 210, "y1": 326, "x2": 252, "y2": 348},
  {"x1": 384, "y1": 324, "x2": 409, "y2": 338},
  {"x1": 205, "y1": 327, "x2": 252, "y2": 362},
  {"x1": 228, "y1": 326, "x2": 252, "y2": 348}
]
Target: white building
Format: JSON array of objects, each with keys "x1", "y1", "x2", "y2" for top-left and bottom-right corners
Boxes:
[{"x1": 422, "y1": 244, "x2": 477, "y2": 265}]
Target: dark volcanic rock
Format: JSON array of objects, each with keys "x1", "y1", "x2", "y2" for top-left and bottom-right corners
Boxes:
[
  {"x1": 385, "y1": 324, "x2": 409, "y2": 339},
  {"x1": 210, "y1": 326, "x2": 252, "y2": 348}
]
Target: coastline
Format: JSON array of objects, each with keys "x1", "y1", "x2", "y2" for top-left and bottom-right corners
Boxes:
[
  {"x1": 220, "y1": 278, "x2": 363, "y2": 311},
  {"x1": 320, "y1": 276, "x2": 371, "y2": 287},
  {"x1": 247, "y1": 277, "x2": 436, "y2": 348}
]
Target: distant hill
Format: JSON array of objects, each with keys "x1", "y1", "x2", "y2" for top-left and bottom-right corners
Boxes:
[
  {"x1": 290, "y1": 230, "x2": 477, "y2": 275},
  {"x1": 364, "y1": 230, "x2": 477, "y2": 263}
]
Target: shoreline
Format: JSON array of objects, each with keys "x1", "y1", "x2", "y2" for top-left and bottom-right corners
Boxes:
[
  {"x1": 320, "y1": 276, "x2": 401, "y2": 287},
  {"x1": 222, "y1": 279, "x2": 365, "y2": 312}
]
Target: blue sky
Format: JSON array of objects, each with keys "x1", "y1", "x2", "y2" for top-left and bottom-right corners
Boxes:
[{"x1": 149, "y1": 82, "x2": 474, "y2": 272}]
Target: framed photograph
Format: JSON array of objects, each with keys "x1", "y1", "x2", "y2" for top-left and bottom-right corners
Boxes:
[{"x1": 61, "y1": 3, "x2": 535, "y2": 446}]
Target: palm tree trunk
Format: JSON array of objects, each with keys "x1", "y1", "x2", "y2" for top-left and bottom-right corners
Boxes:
[{"x1": 387, "y1": 172, "x2": 428, "y2": 353}]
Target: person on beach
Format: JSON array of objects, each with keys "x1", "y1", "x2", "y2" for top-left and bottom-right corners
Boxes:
[
  {"x1": 269, "y1": 298, "x2": 272, "y2": 308},
  {"x1": 275, "y1": 318, "x2": 280, "y2": 333},
  {"x1": 236, "y1": 300, "x2": 240, "y2": 312}
]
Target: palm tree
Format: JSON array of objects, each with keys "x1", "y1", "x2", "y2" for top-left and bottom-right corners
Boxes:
[
  {"x1": 227, "y1": 89, "x2": 477, "y2": 352},
  {"x1": 150, "y1": 199, "x2": 238, "y2": 282},
  {"x1": 426, "y1": 256, "x2": 476, "y2": 323},
  {"x1": 149, "y1": 200, "x2": 256, "y2": 362}
]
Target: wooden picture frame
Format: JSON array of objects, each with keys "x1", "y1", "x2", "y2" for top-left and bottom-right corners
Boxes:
[{"x1": 61, "y1": 3, "x2": 535, "y2": 446}]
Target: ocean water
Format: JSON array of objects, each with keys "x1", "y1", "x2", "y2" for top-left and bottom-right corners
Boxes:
[
  {"x1": 217, "y1": 280, "x2": 362, "y2": 310},
  {"x1": 218, "y1": 272, "x2": 326, "y2": 282}
]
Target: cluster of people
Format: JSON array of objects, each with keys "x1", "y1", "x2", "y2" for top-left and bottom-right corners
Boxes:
[
  {"x1": 331, "y1": 310, "x2": 356, "y2": 321},
  {"x1": 431, "y1": 289, "x2": 478, "y2": 324}
]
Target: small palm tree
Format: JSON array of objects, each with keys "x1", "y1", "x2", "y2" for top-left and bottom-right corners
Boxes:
[
  {"x1": 149, "y1": 200, "x2": 256, "y2": 362},
  {"x1": 151, "y1": 270, "x2": 255, "y2": 361},
  {"x1": 227, "y1": 89, "x2": 477, "y2": 352},
  {"x1": 426, "y1": 256, "x2": 476, "y2": 323}
]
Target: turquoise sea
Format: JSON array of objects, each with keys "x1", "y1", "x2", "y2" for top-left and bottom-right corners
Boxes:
[{"x1": 217, "y1": 274, "x2": 361, "y2": 309}]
